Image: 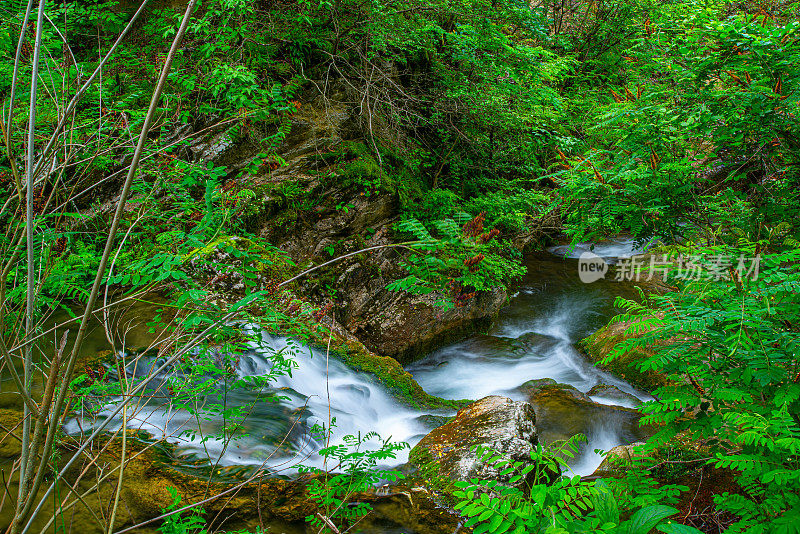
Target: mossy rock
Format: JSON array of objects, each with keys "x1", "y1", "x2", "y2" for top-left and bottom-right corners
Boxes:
[
  {"x1": 591, "y1": 442, "x2": 648, "y2": 477},
  {"x1": 251, "y1": 308, "x2": 466, "y2": 411},
  {"x1": 333, "y1": 340, "x2": 469, "y2": 411},
  {"x1": 354, "y1": 486, "x2": 462, "y2": 534},
  {"x1": 306, "y1": 140, "x2": 373, "y2": 165},
  {"x1": 307, "y1": 140, "x2": 400, "y2": 196},
  {"x1": 186, "y1": 235, "x2": 298, "y2": 282},
  {"x1": 406, "y1": 444, "x2": 460, "y2": 500},
  {"x1": 524, "y1": 386, "x2": 651, "y2": 448},
  {"x1": 587, "y1": 384, "x2": 642, "y2": 407},
  {"x1": 407, "y1": 396, "x2": 541, "y2": 499},
  {"x1": 44, "y1": 435, "x2": 315, "y2": 534},
  {"x1": 517, "y1": 378, "x2": 589, "y2": 401},
  {"x1": 0, "y1": 409, "x2": 23, "y2": 457},
  {"x1": 580, "y1": 320, "x2": 667, "y2": 391}
]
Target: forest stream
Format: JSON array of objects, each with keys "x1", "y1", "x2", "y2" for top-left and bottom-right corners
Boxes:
[{"x1": 63, "y1": 240, "x2": 652, "y2": 480}]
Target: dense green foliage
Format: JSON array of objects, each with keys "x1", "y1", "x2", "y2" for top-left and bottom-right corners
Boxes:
[
  {"x1": 2, "y1": 0, "x2": 800, "y2": 532},
  {"x1": 555, "y1": 3, "x2": 800, "y2": 245},
  {"x1": 606, "y1": 248, "x2": 800, "y2": 533},
  {"x1": 454, "y1": 438, "x2": 697, "y2": 534}
]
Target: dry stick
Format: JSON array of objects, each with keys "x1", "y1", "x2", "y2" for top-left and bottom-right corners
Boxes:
[
  {"x1": 20, "y1": 331, "x2": 66, "y2": 495},
  {"x1": 18, "y1": 0, "x2": 47, "y2": 515},
  {"x1": 41, "y1": 12, "x2": 78, "y2": 74},
  {"x1": 22, "y1": 239, "x2": 428, "y2": 532},
  {"x1": 278, "y1": 242, "x2": 430, "y2": 287},
  {"x1": 0, "y1": 118, "x2": 24, "y2": 203},
  {"x1": 8, "y1": 290, "x2": 149, "y2": 355},
  {"x1": 0, "y1": 338, "x2": 40, "y2": 418},
  {"x1": 316, "y1": 514, "x2": 342, "y2": 534},
  {"x1": 35, "y1": 437, "x2": 175, "y2": 534},
  {"x1": 16, "y1": 0, "x2": 198, "y2": 529},
  {"x1": 105, "y1": 358, "x2": 128, "y2": 534},
  {"x1": 19, "y1": 308, "x2": 237, "y2": 534},
  {"x1": 3, "y1": 0, "x2": 35, "y2": 198},
  {"x1": 321, "y1": 328, "x2": 334, "y2": 532},
  {"x1": 4, "y1": 0, "x2": 34, "y2": 137},
  {"x1": 120, "y1": 406, "x2": 316, "y2": 534},
  {"x1": 0, "y1": 417, "x2": 24, "y2": 445},
  {"x1": 102, "y1": 207, "x2": 153, "y2": 346}
]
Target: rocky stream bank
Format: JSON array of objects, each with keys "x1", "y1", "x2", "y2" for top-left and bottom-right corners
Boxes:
[{"x1": 2, "y1": 89, "x2": 668, "y2": 534}]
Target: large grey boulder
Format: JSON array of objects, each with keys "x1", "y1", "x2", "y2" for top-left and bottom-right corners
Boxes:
[{"x1": 408, "y1": 396, "x2": 540, "y2": 492}]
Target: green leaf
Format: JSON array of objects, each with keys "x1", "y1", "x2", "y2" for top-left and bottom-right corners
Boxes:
[
  {"x1": 657, "y1": 523, "x2": 705, "y2": 534},
  {"x1": 231, "y1": 290, "x2": 266, "y2": 311},
  {"x1": 591, "y1": 481, "x2": 619, "y2": 525},
  {"x1": 622, "y1": 505, "x2": 678, "y2": 534}
]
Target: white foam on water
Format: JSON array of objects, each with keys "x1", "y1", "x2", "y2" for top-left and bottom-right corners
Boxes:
[
  {"x1": 547, "y1": 237, "x2": 656, "y2": 262},
  {"x1": 66, "y1": 239, "x2": 653, "y2": 479},
  {"x1": 589, "y1": 395, "x2": 642, "y2": 410},
  {"x1": 565, "y1": 422, "x2": 626, "y2": 476},
  {"x1": 65, "y1": 331, "x2": 434, "y2": 473},
  {"x1": 407, "y1": 278, "x2": 650, "y2": 476}
]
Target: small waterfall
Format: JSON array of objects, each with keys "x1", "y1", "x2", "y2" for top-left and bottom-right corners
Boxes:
[
  {"x1": 547, "y1": 237, "x2": 656, "y2": 262},
  {"x1": 65, "y1": 237, "x2": 652, "y2": 479},
  {"x1": 407, "y1": 241, "x2": 652, "y2": 475},
  {"x1": 65, "y1": 332, "x2": 432, "y2": 474}
]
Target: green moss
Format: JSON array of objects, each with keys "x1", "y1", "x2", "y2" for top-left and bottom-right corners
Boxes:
[
  {"x1": 580, "y1": 321, "x2": 666, "y2": 391},
  {"x1": 305, "y1": 140, "x2": 428, "y2": 207},
  {"x1": 237, "y1": 178, "x2": 321, "y2": 229},
  {"x1": 406, "y1": 445, "x2": 459, "y2": 501},
  {"x1": 270, "y1": 207, "x2": 300, "y2": 228},
  {"x1": 341, "y1": 156, "x2": 382, "y2": 183},
  {"x1": 392, "y1": 166, "x2": 426, "y2": 209},
  {"x1": 186, "y1": 235, "x2": 299, "y2": 283},
  {"x1": 251, "y1": 307, "x2": 465, "y2": 411},
  {"x1": 333, "y1": 340, "x2": 469, "y2": 411},
  {"x1": 651, "y1": 440, "x2": 707, "y2": 481}
]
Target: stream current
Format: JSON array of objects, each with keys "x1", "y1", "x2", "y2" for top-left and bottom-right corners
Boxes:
[{"x1": 65, "y1": 241, "x2": 651, "y2": 477}]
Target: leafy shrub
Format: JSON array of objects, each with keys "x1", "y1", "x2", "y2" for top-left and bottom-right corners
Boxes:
[
  {"x1": 453, "y1": 436, "x2": 700, "y2": 534},
  {"x1": 607, "y1": 246, "x2": 800, "y2": 532},
  {"x1": 300, "y1": 431, "x2": 408, "y2": 533}
]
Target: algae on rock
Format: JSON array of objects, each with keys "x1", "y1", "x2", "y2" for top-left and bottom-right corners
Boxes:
[{"x1": 580, "y1": 319, "x2": 667, "y2": 391}]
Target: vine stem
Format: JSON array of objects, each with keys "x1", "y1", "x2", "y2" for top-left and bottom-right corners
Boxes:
[{"x1": 278, "y1": 241, "x2": 432, "y2": 287}]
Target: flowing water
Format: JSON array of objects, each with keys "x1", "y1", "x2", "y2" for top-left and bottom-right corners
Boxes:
[
  {"x1": 407, "y1": 248, "x2": 652, "y2": 475},
  {"x1": 546, "y1": 237, "x2": 655, "y2": 262},
  {"x1": 64, "y1": 333, "x2": 435, "y2": 474},
  {"x1": 64, "y1": 240, "x2": 650, "y2": 477}
]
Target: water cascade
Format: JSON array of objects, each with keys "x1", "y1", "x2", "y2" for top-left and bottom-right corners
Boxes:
[{"x1": 66, "y1": 240, "x2": 650, "y2": 477}]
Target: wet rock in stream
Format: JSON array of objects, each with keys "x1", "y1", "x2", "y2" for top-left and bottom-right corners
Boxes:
[
  {"x1": 580, "y1": 318, "x2": 668, "y2": 391},
  {"x1": 587, "y1": 383, "x2": 642, "y2": 407},
  {"x1": 519, "y1": 382, "x2": 652, "y2": 455},
  {"x1": 408, "y1": 396, "x2": 541, "y2": 495}
]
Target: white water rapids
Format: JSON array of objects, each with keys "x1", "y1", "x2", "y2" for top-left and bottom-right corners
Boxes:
[
  {"x1": 65, "y1": 334, "x2": 433, "y2": 473},
  {"x1": 65, "y1": 239, "x2": 650, "y2": 477}
]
